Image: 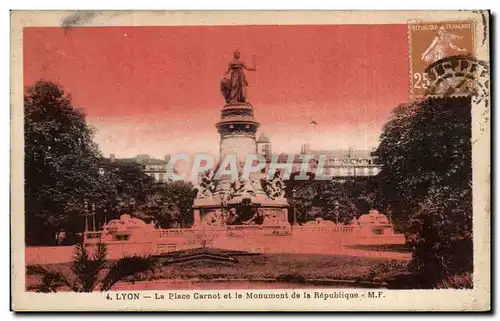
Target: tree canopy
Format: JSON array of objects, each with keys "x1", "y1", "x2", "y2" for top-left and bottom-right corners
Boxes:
[
  {"x1": 136, "y1": 181, "x2": 195, "y2": 228},
  {"x1": 286, "y1": 177, "x2": 375, "y2": 224},
  {"x1": 372, "y1": 96, "x2": 472, "y2": 286},
  {"x1": 25, "y1": 80, "x2": 103, "y2": 245},
  {"x1": 25, "y1": 80, "x2": 196, "y2": 245}
]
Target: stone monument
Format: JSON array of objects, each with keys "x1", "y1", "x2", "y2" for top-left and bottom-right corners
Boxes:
[{"x1": 192, "y1": 51, "x2": 290, "y2": 230}]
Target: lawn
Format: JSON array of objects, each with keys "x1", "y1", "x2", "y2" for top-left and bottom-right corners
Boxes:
[
  {"x1": 344, "y1": 244, "x2": 412, "y2": 253},
  {"x1": 146, "y1": 252, "x2": 398, "y2": 281},
  {"x1": 26, "y1": 248, "x2": 410, "y2": 291}
]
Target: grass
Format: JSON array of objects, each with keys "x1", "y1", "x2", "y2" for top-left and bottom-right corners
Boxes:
[
  {"x1": 26, "y1": 249, "x2": 410, "y2": 290},
  {"x1": 139, "y1": 250, "x2": 406, "y2": 282},
  {"x1": 344, "y1": 244, "x2": 412, "y2": 253}
]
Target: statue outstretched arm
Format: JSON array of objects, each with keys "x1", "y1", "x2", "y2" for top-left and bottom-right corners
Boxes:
[
  {"x1": 243, "y1": 55, "x2": 257, "y2": 71},
  {"x1": 242, "y1": 63, "x2": 256, "y2": 71}
]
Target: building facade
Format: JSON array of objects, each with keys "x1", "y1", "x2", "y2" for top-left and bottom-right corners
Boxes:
[
  {"x1": 255, "y1": 135, "x2": 381, "y2": 179},
  {"x1": 107, "y1": 154, "x2": 172, "y2": 182},
  {"x1": 256, "y1": 133, "x2": 272, "y2": 160}
]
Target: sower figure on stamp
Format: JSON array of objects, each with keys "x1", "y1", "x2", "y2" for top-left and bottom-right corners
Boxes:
[
  {"x1": 421, "y1": 26, "x2": 468, "y2": 63},
  {"x1": 220, "y1": 50, "x2": 256, "y2": 103}
]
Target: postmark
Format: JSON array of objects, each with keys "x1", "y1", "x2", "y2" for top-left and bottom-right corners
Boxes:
[
  {"x1": 425, "y1": 55, "x2": 489, "y2": 102},
  {"x1": 408, "y1": 20, "x2": 475, "y2": 97}
]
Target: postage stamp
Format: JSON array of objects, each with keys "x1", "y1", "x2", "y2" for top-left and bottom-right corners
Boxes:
[
  {"x1": 10, "y1": 11, "x2": 490, "y2": 312},
  {"x1": 408, "y1": 20, "x2": 475, "y2": 97}
]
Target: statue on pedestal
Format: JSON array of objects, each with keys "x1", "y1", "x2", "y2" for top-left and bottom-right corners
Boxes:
[
  {"x1": 230, "y1": 177, "x2": 256, "y2": 197},
  {"x1": 220, "y1": 50, "x2": 256, "y2": 104},
  {"x1": 225, "y1": 208, "x2": 240, "y2": 225},
  {"x1": 230, "y1": 177, "x2": 244, "y2": 196},
  {"x1": 242, "y1": 208, "x2": 265, "y2": 225},
  {"x1": 263, "y1": 172, "x2": 286, "y2": 199},
  {"x1": 251, "y1": 177, "x2": 263, "y2": 192},
  {"x1": 194, "y1": 171, "x2": 215, "y2": 199}
]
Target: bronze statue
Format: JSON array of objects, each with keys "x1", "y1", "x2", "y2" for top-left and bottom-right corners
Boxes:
[{"x1": 220, "y1": 50, "x2": 256, "y2": 104}]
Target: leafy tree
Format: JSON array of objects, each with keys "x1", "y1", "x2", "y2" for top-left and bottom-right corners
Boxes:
[
  {"x1": 286, "y1": 178, "x2": 374, "y2": 224},
  {"x1": 24, "y1": 80, "x2": 193, "y2": 243},
  {"x1": 286, "y1": 180, "x2": 316, "y2": 223},
  {"x1": 136, "y1": 181, "x2": 195, "y2": 228},
  {"x1": 27, "y1": 243, "x2": 158, "y2": 292},
  {"x1": 161, "y1": 180, "x2": 195, "y2": 228},
  {"x1": 95, "y1": 160, "x2": 156, "y2": 225},
  {"x1": 407, "y1": 185, "x2": 473, "y2": 287},
  {"x1": 373, "y1": 97, "x2": 471, "y2": 229},
  {"x1": 24, "y1": 80, "x2": 102, "y2": 245},
  {"x1": 373, "y1": 96, "x2": 472, "y2": 287}
]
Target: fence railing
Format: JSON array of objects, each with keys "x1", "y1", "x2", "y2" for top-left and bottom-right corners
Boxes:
[
  {"x1": 84, "y1": 224, "x2": 361, "y2": 243},
  {"x1": 296, "y1": 225, "x2": 356, "y2": 233},
  {"x1": 84, "y1": 231, "x2": 102, "y2": 239}
]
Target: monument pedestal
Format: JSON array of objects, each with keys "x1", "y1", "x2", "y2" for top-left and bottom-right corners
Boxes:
[
  {"x1": 193, "y1": 195, "x2": 290, "y2": 229},
  {"x1": 192, "y1": 101, "x2": 290, "y2": 230},
  {"x1": 216, "y1": 102, "x2": 260, "y2": 164}
]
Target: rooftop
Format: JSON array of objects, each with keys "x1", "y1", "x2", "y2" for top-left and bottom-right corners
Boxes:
[
  {"x1": 106, "y1": 154, "x2": 169, "y2": 165},
  {"x1": 304, "y1": 149, "x2": 374, "y2": 159}
]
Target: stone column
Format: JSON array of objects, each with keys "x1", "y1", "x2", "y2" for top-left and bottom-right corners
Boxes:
[
  {"x1": 216, "y1": 103, "x2": 259, "y2": 163},
  {"x1": 215, "y1": 102, "x2": 260, "y2": 192}
]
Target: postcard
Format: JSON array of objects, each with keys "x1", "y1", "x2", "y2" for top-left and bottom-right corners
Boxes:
[{"x1": 11, "y1": 10, "x2": 491, "y2": 311}]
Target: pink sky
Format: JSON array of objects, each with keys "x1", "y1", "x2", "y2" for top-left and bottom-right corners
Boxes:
[{"x1": 24, "y1": 24, "x2": 410, "y2": 158}]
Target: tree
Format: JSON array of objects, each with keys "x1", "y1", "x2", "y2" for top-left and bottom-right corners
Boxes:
[
  {"x1": 373, "y1": 97, "x2": 471, "y2": 227},
  {"x1": 408, "y1": 186, "x2": 472, "y2": 287},
  {"x1": 27, "y1": 243, "x2": 158, "y2": 292},
  {"x1": 373, "y1": 96, "x2": 472, "y2": 287},
  {"x1": 137, "y1": 181, "x2": 195, "y2": 228},
  {"x1": 24, "y1": 80, "x2": 103, "y2": 245},
  {"x1": 95, "y1": 160, "x2": 156, "y2": 225},
  {"x1": 286, "y1": 178, "x2": 374, "y2": 224}
]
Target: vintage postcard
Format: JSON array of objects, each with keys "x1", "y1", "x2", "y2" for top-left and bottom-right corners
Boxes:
[{"x1": 11, "y1": 10, "x2": 491, "y2": 311}]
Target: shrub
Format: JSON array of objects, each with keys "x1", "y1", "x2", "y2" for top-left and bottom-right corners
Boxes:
[
  {"x1": 364, "y1": 260, "x2": 409, "y2": 281},
  {"x1": 436, "y1": 273, "x2": 473, "y2": 289},
  {"x1": 408, "y1": 186, "x2": 472, "y2": 288},
  {"x1": 276, "y1": 274, "x2": 307, "y2": 283}
]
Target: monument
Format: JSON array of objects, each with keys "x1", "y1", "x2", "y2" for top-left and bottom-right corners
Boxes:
[{"x1": 192, "y1": 51, "x2": 290, "y2": 230}]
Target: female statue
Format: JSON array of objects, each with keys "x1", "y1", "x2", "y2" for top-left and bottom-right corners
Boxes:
[{"x1": 220, "y1": 50, "x2": 256, "y2": 104}]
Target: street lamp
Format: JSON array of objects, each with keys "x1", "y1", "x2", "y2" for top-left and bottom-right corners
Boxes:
[
  {"x1": 334, "y1": 201, "x2": 340, "y2": 224},
  {"x1": 103, "y1": 208, "x2": 108, "y2": 226},
  {"x1": 84, "y1": 200, "x2": 89, "y2": 232},
  {"x1": 92, "y1": 203, "x2": 96, "y2": 231},
  {"x1": 292, "y1": 188, "x2": 297, "y2": 226}
]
